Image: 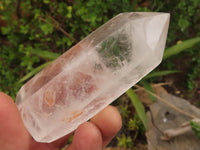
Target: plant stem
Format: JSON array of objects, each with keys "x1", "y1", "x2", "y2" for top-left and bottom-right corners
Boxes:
[{"x1": 38, "y1": 17, "x2": 78, "y2": 43}]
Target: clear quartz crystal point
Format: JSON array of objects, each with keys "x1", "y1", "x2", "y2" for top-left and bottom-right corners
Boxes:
[{"x1": 16, "y1": 12, "x2": 170, "y2": 143}]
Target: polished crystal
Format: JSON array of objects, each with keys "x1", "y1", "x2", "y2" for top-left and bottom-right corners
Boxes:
[{"x1": 16, "y1": 12, "x2": 170, "y2": 143}]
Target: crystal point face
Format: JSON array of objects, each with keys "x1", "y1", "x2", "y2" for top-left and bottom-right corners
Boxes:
[{"x1": 16, "y1": 12, "x2": 170, "y2": 143}]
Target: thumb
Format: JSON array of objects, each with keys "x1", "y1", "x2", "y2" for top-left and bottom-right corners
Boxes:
[{"x1": 0, "y1": 92, "x2": 31, "y2": 150}]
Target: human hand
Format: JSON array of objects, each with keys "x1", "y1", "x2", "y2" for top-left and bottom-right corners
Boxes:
[{"x1": 0, "y1": 92, "x2": 122, "y2": 150}]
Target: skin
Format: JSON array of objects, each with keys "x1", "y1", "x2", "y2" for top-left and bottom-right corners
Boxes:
[{"x1": 0, "y1": 92, "x2": 122, "y2": 150}]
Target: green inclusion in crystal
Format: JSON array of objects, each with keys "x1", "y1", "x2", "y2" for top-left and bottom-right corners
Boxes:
[{"x1": 97, "y1": 33, "x2": 132, "y2": 69}]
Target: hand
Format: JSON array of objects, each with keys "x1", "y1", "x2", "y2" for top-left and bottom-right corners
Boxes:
[{"x1": 0, "y1": 92, "x2": 122, "y2": 150}]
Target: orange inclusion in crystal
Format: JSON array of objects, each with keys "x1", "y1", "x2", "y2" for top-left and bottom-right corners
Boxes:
[
  {"x1": 68, "y1": 111, "x2": 83, "y2": 122},
  {"x1": 45, "y1": 89, "x2": 56, "y2": 107}
]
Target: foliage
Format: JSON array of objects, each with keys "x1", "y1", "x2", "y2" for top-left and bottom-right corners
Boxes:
[
  {"x1": 150, "y1": 0, "x2": 200, "y2": 44},
  {"x1": 128, "y1": 114, "x2": 145, "y2": 135},
  {"x1": 117, "y1": 134, "x2": 133, "y2": 148},
  {"x1": 190, "y1": 121, "x2": 200, "y2": 140},
  {"x1": 186, "y1": 53, "x2": 200, "y2": 91},
  {"x1": 119, "y1": 105, "x2": 131, "y2": 119},
  {"x1": 163, "y1": 37, "x2": 200, "y2": 60},
  {"x1": 150, "y1": 0, "x2": 200, "y2": 91},
  {"x1": 117, "y1": 105, "x2": 146, "y2": 149},
  {"x1": 140, "y1": 80, "x2": 156, "y2": 102},
  {"x1": 126, "y1": 88, "x2": 148, "y2": 130},
  {"x1": 144, "y1": 70, "x2": 179, "y2": 80},
  {"x1": 0, "y1": 46, "x2": 23, "y2": 97},
  {"x1": 19, "y1": 61, "x2": 52, "y2": 83}
]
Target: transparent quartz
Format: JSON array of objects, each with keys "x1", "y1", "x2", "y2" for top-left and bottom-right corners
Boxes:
[{"x1": 16, "y1": 12, "x2": 170, "y2": 143}]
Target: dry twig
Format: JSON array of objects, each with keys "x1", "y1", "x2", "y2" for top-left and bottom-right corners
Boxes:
[
  {"x1": 134, "y1": 82, "x2": 172, "y2": 92},
  {"x1": 38, "y1": 16, "x2": 78, "y2": 43},
  {"x1": 161, "y1": 119, "x2": 200, "y2": 141},
  {"x1": 134, "y1": 84, "x2": 200, "y2": 141},
  {"x1": 134, "y1": 84, "x2": 198, "y2": 119}
]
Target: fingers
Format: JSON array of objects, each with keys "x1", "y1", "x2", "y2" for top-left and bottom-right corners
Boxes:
[
  {"x1": 91, "y1": 105, "x2": 122, "y2": 147},
  {"x1": 51, "y1": 132, "x2": 72, "y2": 148},
  {"x1": 0, "y1": 92, "x2": 31, "y2": 150},
  {"x1": 67, "y1": 106, "x2": 122, "y2": 150},
  {"x1": 67, "y1": 122, "x2": 102, "y2": 150},
  {"x1": 0, "y1": 91, "x2": 122, "y2": 150}
]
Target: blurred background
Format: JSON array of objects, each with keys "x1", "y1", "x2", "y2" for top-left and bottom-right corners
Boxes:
[{"x1": 0, "y1": 0, "x2": 200, "y2": 149}]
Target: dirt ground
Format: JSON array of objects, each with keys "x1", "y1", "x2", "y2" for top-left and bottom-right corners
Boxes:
[{"x1": 161, "y1": 56, "x2": 200, "y2": 108}]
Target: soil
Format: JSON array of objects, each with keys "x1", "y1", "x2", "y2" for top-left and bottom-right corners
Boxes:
[{"x1": 160, "y1": 56, "x2": 200, "y2": 108}]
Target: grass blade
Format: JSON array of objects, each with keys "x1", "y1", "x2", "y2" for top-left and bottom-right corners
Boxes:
[
  {"x1": 19, "y1": 61, "x2": 52, "y2": 83},
  {"x1": 144, "y1": 70, "x2": 179, "y2": 80},
  {"x1": 30, "y1": 50, "x2": 61, "y2": 60},
  {"x1": 144, "y1": 70, "x2": 179, "y2": 79},
  {"x1": 126, "y1": 88, "x2": 148, "y2": 130},
  {"x1": 163, "y1": 37, "x2": 200, "y2": 60},
  {"x1": 140, "y1": 80, "x2": 156, "y2": 102}
]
